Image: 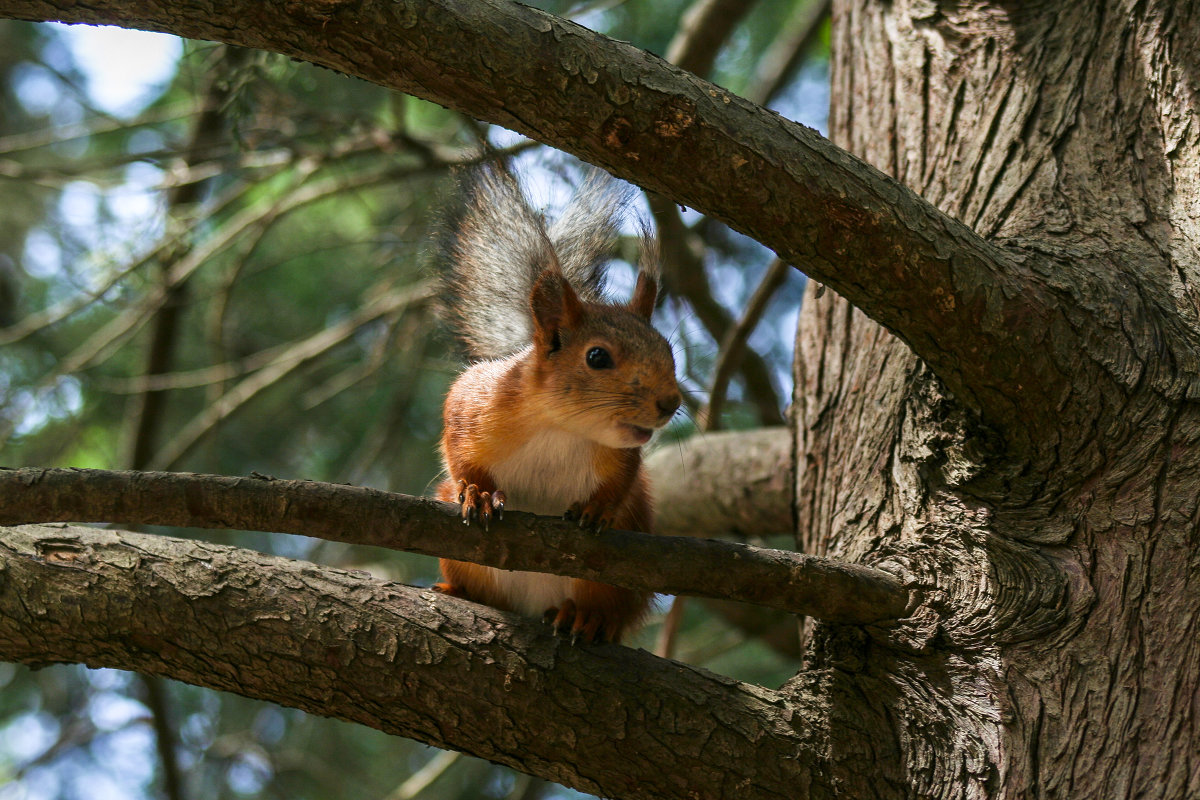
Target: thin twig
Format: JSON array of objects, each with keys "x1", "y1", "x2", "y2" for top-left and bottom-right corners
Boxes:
[
  {"x1": 140, "y1": 675, "x2": 186, "y2": 800},
  {"x1": 648, "y1": 193, "x2": 785, "y2": 425},
  {"x1": 665, "y1": 0, "x2": 758, "y2": 79},
  {"x1": 0, "y1": 102, "x2": 201, "y2": 156},
  {"x1": 383, "y1": 750, "x2": 460, "y2": 800},
  {"x1": 744, "y1": 0, "x2": 833, "y2": 107},
  {"x1": 147, "y1": 280, "x2": 435, "y2": 470},
  {"x1": 654, "y1": 594, "x2": 689, "y2": 658},
  {"x1": 700, "y1": 257, "x2": 790, "y2": 430}
]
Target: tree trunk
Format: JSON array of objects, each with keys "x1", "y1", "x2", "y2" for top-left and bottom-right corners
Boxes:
[{"x1": 795, "y1": 1, "x2": 1200, "y2": 797}]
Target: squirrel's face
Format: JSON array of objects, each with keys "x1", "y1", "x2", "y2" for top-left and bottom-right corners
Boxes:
[
  {"x1": 536, "y1": 310, "x2": 681, "y2": 449},
  {"x1": 529, "y1": 266, "x2": 681, "y2": 448}
]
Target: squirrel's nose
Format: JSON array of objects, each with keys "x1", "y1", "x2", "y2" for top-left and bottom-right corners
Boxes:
[{"x1": 657, "y1": 392, "x2": 682, "y2": 421}]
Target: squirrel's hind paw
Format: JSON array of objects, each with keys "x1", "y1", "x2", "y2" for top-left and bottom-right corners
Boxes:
[
  {"x1": 544, "y1": 599, "x2": 610, "y2": 644},
  {"x1": 432, "y1": 581, "x2": 468, "y2": 598}
]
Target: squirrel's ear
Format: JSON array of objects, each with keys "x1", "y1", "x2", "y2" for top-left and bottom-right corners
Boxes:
[
  {"x1": 530, "y1": 269, "x2": 583, "y2": 354},
  {"x1": 629, "y1": 271, "x2": 658, "y2": 319}
]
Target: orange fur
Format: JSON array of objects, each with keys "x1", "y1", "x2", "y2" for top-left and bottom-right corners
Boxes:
[
  {"x1": 435, "y1": 168, "x2": 679, "y2": 643},
  {"x1": 436, "y1": 273, "x2": 678, "y2": 643}
]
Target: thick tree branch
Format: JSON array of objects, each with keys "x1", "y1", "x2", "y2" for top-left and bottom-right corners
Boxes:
[
  {"x1": 647, "y1": 428, "x2": 792, "y2": 539},
  {"x1": 0, "y1": 523, "x2": 824, "y2": 800},
  {"x1": 0, "y1": 0, "x2": 1057, "y2": 428},
  {"x1": 0, "y1": 467, "x2": 910, "y2": 624}
]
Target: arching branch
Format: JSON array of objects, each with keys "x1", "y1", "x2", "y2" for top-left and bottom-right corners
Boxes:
[{"x1": 0, "y1": 0, "x2": 1063, "y2": 428}]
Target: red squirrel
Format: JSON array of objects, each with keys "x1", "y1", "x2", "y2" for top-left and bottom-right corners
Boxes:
[{"x1": 433, "y1": 166, "x2": 681, "y2": 643}]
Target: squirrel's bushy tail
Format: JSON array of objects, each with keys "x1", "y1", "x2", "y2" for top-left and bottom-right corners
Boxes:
[{"x1": 441, "y1": 164, "x2": 647, "y2": 360}]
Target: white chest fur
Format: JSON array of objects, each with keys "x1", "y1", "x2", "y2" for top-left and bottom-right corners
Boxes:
[
  {"x1": 490, "y1": 427, "x2": 599, "y2": 516},
  {"x1": 487, "y1": 427, "x2": 599, "y2": 614}
]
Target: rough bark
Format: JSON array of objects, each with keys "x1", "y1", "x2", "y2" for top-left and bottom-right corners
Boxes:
[
  {"x1": 0, "y1": 524, "x2": 822, "y2": 800},
  {"x1": 793, "y1": 1, "x2": 1200, "y2": 798}
]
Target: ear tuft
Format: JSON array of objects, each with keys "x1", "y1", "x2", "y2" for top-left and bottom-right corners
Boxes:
[
  {"x1": 628, "y1": 221, "x2": 659, "y2": 320},
  {"x1": 629, "y1": 271, "x2": 658, "y2": 319},
  {"x1": 530, "y1": 268, "x2": 583, "y2": 354}
]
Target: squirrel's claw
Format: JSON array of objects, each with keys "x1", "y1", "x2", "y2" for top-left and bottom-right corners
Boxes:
[
  {"x1": 492, "y1": 490, "x2": 506, "y2": 520},
  {"x1": 546, "y1": 600, "x2": 576, "y2": 640},
  {"x1": 544, "y1": 599, "x2": 606, "y2": 644},
  {"x1": 458, "y1": 482, "x2": 501, "y2": 530},
  {"x1": 588, "y1": 513, "x2": 613, "y2": 532},
  {"x1": 478, "y1": 491, "x2": 493, "y2": 531},
  {"x1": 566, "y1": 501, "x2": 613, "y2": 532},
  {"x1": 544, "y1": 604, "x2": 565, "y2": 636}
]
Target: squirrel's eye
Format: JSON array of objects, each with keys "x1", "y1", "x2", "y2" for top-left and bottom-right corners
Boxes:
[{"x1": 586, "y1": 347, "x2": 614, "y2": 369}]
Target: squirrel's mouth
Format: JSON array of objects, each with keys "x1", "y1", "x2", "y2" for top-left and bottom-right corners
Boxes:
[{"x1": 622, "y1": 423, "x2": 654, "y2": 445}]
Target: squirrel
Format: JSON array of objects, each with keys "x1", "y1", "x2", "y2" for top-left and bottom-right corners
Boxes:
[{"x1": 432, "y1": 165, "x2": 682, "y2": 644}]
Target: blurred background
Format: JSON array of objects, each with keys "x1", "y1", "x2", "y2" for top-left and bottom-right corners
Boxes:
[{"x1": 0, "y1": 1, "x2": 830, "y2": 797}]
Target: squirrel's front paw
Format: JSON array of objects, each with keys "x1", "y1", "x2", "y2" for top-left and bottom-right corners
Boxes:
[
  {"x1": 563, "y1": 501, "x2": 615, "y2": 532},
  {"x1": 457, "y1": 479, "x2": 506, "y2": 530}
]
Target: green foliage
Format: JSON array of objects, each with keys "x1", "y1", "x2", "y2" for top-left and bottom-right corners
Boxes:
[{"x1": 0, "y1": 1, "x2": 828, "y2": 798}]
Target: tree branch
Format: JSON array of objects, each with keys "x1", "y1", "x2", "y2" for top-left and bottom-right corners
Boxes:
[
  {"x1": 743, "y1": 0, "x2": 831, "y2": 106},
  {"x1": 648, "y1": 192, "x2": 786, "y2": 425},
  {"x1": 0, "y1": 467, "x2": 910, "y2": 624},
  {"x1": 647, "y1": 428, "x2": 793, "y2": 539},
  {"x1": 0, "y1": 0, "x2": 1051, "y2": 427},
  {"x1": 0, "y1": 523, "x2": 824, "y2": 800},
  {"x1": 648, "y1": 427, "x2": 800, "y2": 658},
  {"x1": 701, "y1": 258, "x2": 791, "y2": 429},
  {"x1": 665, "y1": 0, "x2": 757, "y2": 79}
]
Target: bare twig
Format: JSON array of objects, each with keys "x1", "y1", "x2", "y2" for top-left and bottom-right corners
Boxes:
[
  {"x1": 0, "y1": 254, "x2": 150, "y2": 347},
  {"x1": 383, "y1": 750, "x2": 460, "y2": 800},
  {"x1": 700, "y1": 257, "x2": 790, "y2": 429},
  {"x1": 654, "y1": 594, "x2": 688, "y2": 658},
  {"x1": 648, "y1": 193, "x2": 785, "y2": 425},
  {"x1": 140, "y1": 675, "x2": 186, "y2": 800},
  {"x1": 0, "y1": 102, "x2": 201, "y2": 156},
  {"x1": 147, "y1": 280, "x2": 434, "y2": 470},
  {"x1": 665, "y1": 0, "x2": 758, "y2": 79},
  {"x1": 744, "y1": 0, "x2": 832, "y2": 107}
]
